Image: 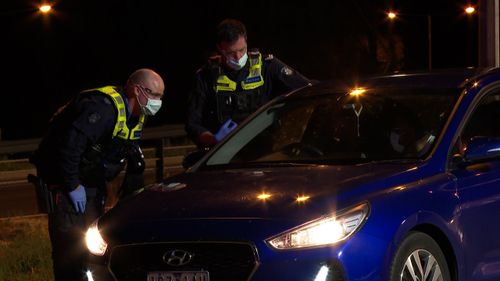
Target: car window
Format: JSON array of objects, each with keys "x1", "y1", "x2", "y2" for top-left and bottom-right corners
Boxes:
[
  {"x1": 206, "y1": 88, "x2": 458, "y2": 167},
  {"x1": 452, "y1": 88, "x2": 500, "y2": 156}
]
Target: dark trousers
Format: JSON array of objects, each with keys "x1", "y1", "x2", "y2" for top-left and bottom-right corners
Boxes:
[{"x1": 48, "y1": 188, "x2": 104, "y2": 281}]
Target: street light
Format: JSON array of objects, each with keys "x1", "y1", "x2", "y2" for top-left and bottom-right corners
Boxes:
[
  {"x1": 465, "y1": 6, "x2": 476, "y2": 15},
  {"x1": 38, "y1": 4, "x2": 52, "y2": 14},
  {"x1": 388, "y1": 7, "x2": 481, "y2": 70},
  {"x1": 464, "y1": 5, "x2": 479, "y2": 66},
  {"x1": 387, "y1": 11, "x2": 433, "y2": 71},
  {"x1": 387, "y1": 12, "x2": 397, "y2": 20}
]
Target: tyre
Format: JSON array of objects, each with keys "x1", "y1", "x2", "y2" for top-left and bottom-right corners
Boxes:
[{"x1": 390, "y1": 231, "x2": 451, "y2": 281}]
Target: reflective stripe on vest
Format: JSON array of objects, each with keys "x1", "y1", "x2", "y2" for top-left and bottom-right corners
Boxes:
[
  {"x1": 84, "y1": 86, "x2": 145, "y2": 140},
  {"x1": 214, "y1": 52, "x2": 264, "y2": 93},
  {"x1": 215, "y1": 76, "x2": 237, "y2": 92}
]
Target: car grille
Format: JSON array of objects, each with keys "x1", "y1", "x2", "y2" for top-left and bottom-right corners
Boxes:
[{"x1": 109, "y1": 242, "x2": 258, "y2": 281}]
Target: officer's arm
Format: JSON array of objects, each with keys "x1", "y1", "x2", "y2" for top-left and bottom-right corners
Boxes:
[
  {"x1": 198, "y1": 131, "x2": 217, "y2": 147},
  {"x1": 185, "y1": 72, "x2": 216, "y2": 146},
  {"x1": 126, "y1": 143, "x2": 145, "y2": 175},
  {"x1": 119, "y1": 143, "x2": 145, "y2": 197},
  {"x1": 267, "y1": 56, "x2": 311, "y2": 92},
  {"x1": 58, "y1": 97, "x2": 115, "y2": 191},
  {"x1": 57, "y1": 128, "x2": 91, "y2": 191}
]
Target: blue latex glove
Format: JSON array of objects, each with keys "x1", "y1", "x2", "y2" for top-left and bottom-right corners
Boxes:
[
  {"x1": 68, "y1": 185, "x2": 87, "y2": 213},
  {"x1": 214, "y1": 119, "x2": 238, "y2": 142}
]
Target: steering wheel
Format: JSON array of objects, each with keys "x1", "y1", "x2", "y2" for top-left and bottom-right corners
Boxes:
[{"x1": 281, "y1": 142, "x2": 324, "y2": 157}]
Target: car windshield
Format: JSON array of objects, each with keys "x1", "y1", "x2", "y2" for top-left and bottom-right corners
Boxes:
[{"x1": 205, "y1": 87, "x2": 459, "y2": 167}]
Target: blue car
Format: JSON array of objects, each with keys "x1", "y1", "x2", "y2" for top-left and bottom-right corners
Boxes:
[{"x1": 86, "y1": 68, "x2": 500, "y2": 281}]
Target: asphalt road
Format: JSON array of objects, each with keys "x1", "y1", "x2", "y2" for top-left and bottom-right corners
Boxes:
[
  {"x1": 0, "y1": 167, "x2": 183, "y2": 218},
  {"x1": 0, "y1": 181, "x2": 38, "y2": 217}
]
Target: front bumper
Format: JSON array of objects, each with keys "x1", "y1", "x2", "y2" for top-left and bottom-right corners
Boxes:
[{"x1": 87, "y1": 232, "x2": 389, "y2": 281}]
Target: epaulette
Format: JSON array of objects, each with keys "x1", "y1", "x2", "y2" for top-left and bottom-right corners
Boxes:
[
  {"x1": 208, "y1": 55, "x2": 222, "y2": 64},
  {"x1": 207, "y1": 55, "x2": 222, "y2": 80},
  {"x1": 263, "y1": 54, "x2": 274, "y2": 61}
]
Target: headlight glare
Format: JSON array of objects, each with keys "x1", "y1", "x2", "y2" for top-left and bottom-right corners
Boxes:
[
  {"x1": 267, "y1": 203, "x2": 369, "y2": 250},
  {"x1": 85, "y1": 221, "x2": 108, "y2": 256}
]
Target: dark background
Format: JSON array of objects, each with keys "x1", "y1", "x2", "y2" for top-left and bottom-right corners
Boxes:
[{"x1": 0, "y1": 0, "x2": 478, "y2": 140}]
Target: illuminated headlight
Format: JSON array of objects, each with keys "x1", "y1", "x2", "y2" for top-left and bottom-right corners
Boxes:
[
  {"x1": 267, "y1": 203, "x2": 369, "y2": 250},
  {"x1": 85, "y1": 220, "x2": 108, "y2": 256}
]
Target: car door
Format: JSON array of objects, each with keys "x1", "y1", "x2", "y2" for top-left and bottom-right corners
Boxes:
[{"x1": 449, "y1": 85, "x2": 500, "y2": 281}]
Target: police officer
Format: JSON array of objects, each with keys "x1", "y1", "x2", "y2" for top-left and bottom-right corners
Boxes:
[
  {"x1": 33, "y1": 68, "x2": 165, "y2": 281},
  {"x1": 186, "y1": 18, "x2": 311, "y2": 147}
]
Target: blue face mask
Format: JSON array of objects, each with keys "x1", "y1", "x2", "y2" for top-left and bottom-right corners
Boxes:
[
  {"x1": 142, "y1": 98, "x2": 162, "y2": 116},
  {"x1": 137, "y1": 91, "x2": 162, "y2": 116},
  {"x1": 226, "y1": 52, "x2": 248, "y2": 70}
]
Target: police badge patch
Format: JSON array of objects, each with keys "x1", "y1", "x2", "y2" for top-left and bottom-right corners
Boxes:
[{"x1": 88, "y1": 112, "x2": 101, "y2": 123}]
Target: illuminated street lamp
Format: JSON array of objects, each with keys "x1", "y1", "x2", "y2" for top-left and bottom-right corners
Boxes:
[
  {"x1": 465, "y1": 6, "x2": 476, "y2": 14},
  {"x1": 387, "y1": 11, "x2": 397, "y2": 20},
  {"x1": 464, "y1": 5, "x2": 479, "y2": 66},
  {"x1": 38, "y1": 4, "x2": 52, "y2": 14}
]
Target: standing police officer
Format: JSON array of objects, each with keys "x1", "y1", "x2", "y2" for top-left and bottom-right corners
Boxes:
[
  {"x1": 186, "y1": 19, "x2": 311, "y2": 147},
  {"x1": 32, "y1": 68, "x2": 165, "y2": 281}
]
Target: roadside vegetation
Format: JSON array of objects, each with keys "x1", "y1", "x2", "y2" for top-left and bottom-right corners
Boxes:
[{"x1": 0, "y1": 215, "x2": 53, "y2": 281}]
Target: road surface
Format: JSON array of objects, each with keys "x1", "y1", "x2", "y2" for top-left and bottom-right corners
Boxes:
[{"x1": 0, "y1": 167, "x2": 183, "y2": 218}]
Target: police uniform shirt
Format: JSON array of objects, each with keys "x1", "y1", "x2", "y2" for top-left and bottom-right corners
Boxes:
[{"x1": 36, "y1": 90, "x2": 128, "y2": 191}]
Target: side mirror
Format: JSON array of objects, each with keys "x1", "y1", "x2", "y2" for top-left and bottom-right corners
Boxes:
[
  {"x1": 463, "y1": 136, "x2": 500, "y2": 165},
  {"x1": 182, "y1": 148, "x2": 210, "y2": 169}
]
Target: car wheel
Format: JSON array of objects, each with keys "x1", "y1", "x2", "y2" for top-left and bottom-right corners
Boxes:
[{"x1": 390, "y1": 231, "x2": 451, "y2": 281}]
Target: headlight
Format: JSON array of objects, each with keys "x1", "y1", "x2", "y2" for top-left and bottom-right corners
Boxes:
[
  {"x1": 85, "y1": 220, "x2": 108, "y2": 256},
  {"x1": 266, "y1": 203, "x2": 369, "y2": 250}
]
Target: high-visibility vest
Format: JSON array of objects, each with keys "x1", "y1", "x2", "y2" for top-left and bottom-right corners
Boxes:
[
  {"x1": 84, "y1": 86, "x2": 145, "y2": 140},
  {"x1": 214, "y1": 51, "x2": 264, "y2": 93},
  {"x1": 210, "y1": 51, "x2": 266, "y2": 122}
]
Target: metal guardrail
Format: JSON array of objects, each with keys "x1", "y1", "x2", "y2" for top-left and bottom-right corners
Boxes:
[
  {"x1": 0, "y1": 124, "x2": 193, "y2": 182},
  {"x1": 0, "y1": 124, "x2": 188, "y2": 154}
]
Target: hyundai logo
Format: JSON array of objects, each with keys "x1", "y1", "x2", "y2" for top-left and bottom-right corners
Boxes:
[{"x1": 163, "y1": 249, "x2": 193, "y2": 266}]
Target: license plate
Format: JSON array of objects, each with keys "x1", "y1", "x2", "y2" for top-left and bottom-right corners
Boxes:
[{"x1": 147, "y1": 271, "x2": 209, "y2": 281}]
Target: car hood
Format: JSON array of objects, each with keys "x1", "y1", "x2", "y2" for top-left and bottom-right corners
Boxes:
[{"x1": 102, "y1": 162, "x2": 424, "y2": 225}]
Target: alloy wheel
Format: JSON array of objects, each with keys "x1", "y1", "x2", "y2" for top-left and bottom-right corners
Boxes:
[{"x1": 400, "y1": 249, "x2": 443, "y2": 281}]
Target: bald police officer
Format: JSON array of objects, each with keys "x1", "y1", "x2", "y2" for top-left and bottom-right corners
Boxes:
[{"x1": 33, "y1": 68, "x2": 165, "y2": 281}]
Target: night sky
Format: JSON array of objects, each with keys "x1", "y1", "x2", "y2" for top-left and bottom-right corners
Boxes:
[{"x1": 0, "y1": 0, "x2": 478, "y2": 140}]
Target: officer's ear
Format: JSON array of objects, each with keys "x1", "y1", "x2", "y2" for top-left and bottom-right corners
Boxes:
[
  {"x1": 132, "y1": 84, "x2": 141, "y2": 98},
  {"x1": 125, "y1": 83, "x2": 138, "y2": 98}
]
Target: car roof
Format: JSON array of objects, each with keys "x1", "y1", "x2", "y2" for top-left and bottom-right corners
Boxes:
[{"x1": 289, "y1": 68, "x2": 499, "y2": 99}]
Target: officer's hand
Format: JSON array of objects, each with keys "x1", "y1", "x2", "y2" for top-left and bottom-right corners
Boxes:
[
  {"x1": 68, "y1": 185, "x2": 87, "y2": 214},
  {"x1": 214, "y1": 119, "x2": 238, "y2": 142}
]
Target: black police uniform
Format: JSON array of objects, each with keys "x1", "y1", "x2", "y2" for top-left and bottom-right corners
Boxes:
[
  {"x1": 33, "y1": 88, "x2": 145, "y2": 281},
  {"x1": 186, "y1": 50, "x2": 310, "y2": 145}
]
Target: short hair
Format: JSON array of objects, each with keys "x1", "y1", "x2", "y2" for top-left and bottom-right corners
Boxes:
[{"x1": 216, "y1": 18, "x2": 247, "y2": 44}]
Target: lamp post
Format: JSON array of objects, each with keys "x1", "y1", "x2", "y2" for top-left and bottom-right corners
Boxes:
[
  {"x1": 388, "y1": 7, "x2": 482, "y2": 70},
  {"x1": 478, "y1": 0, "x2": 500, "y2": 67},
  {"x1": 387, "y1": 11, "x2": 433, "y2": 71},
  {"x1": 426, "y1": 14, "x2": 432, "y2": 71},
  {"x1": 464, "y1": 5, "x2": 478, "y2": 67}
]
